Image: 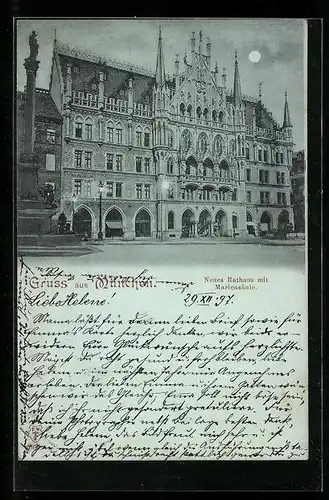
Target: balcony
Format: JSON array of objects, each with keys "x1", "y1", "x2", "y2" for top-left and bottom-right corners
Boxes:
[
  {"x1": 72, "y1": 91, "x2": 98, "y2": 109},
  {"x1": 180, "y1": 171, "x2": 237, "y2": 183},
  {"x1": 133, "y1": 103, "x2": 152, "y2": 117},
  {"x1": 105, "y1": 98, "x2": 128, "y2": 114}
]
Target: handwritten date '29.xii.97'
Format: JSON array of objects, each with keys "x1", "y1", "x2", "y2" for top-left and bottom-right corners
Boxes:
[{"x1": 16, "y1": 18, "x2": 307, "y2": 462}]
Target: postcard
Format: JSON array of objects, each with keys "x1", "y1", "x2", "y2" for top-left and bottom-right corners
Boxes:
[{"x1": 16, "y1": 18, "x2": 308, "y2": 463}]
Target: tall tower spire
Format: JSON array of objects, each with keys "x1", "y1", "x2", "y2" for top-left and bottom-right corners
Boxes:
[
  {"x1": 283, "y1": 90, "x2": 292, "y2": 128},
  {"x1": 155, "y1": 26, "x2": 165, "y2": 86},
  {"x1": 233, "y1": 50, "x2": 242, "y2": 106}
]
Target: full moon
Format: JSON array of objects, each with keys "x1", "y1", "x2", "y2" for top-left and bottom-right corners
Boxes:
[{"x1": 249, "y1": 50, "x2": 261, "y2": 63}]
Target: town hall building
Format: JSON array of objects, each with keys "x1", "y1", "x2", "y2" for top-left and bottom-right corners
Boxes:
[{"x1": 48, "y1": 28, "x2": 294, "y2": 239}]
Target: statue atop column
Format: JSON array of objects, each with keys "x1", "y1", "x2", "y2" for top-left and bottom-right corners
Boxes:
[{"x1": 28, "y1": 31, "x2": 39, "y2": 60}]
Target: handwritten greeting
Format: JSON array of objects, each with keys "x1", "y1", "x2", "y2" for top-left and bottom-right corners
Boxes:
[{"x1": 17, "y1": 258, "x2": 308, "y2": 461}]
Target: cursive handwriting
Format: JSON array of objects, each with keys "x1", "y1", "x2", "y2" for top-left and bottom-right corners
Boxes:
[{"x1": 17, "y1": 258, "x2": 308, "y2": 461}]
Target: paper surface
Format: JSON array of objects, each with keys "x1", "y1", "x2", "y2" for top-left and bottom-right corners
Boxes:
[
  {"x1": 16, "y1": 18, "x2": 308, "y2": 463},
  {"x1": 17, "y1": 257, "x2": 308, "y2": 461}
]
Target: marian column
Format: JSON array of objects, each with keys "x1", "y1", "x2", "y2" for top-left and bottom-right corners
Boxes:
[
  {"x1": 18, "y1": 31, "x2": 57, "y2": 238},
  {"x1": 23, "y1": 34, "x2": 40, "y2": 154},
  {"x1": 19, "y1": 31, "x2": 40, "y2": 198}
]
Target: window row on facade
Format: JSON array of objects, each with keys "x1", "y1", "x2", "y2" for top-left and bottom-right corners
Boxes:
[
  {"x1": 72, "y1": 119, "x2": 291, "y2": 165},
  {"x1": 246, "y1": 168, "x2": 287, "y2": 185},
  {"x1": 74, "y1": 117, "x2": 151, "y2": 146},
  {"x1": 72, "y1": 150, "x2": 153, "y2": 173},
  {"x1": 255, "y1": 191, "x2": 289, "y2": 205},
  {"x1": 179, "y1": 103, "x2": 224, "y2": 124},
  {"x1": 72, "y1": 179, "x2": 152, "y2": 200}
]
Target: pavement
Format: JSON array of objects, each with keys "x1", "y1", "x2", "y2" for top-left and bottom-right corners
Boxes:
[
  {"x1": 17, "y1": 238, "x2": 306, "y2": 271},
  {"x1": 89, "y1": 236, "x2": 305, "y2": 246},
  {"x1": 17, "y1": 236, "x2": 305, "y2": 258},
  {"x1": 17, "y1": 244, "x2": 102, "y2": 258}
]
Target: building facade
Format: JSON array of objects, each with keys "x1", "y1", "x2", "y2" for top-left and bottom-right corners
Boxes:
[
  {"x1": 48, "y1": 29, "x2": 294, "y2": 239},
  {"x1": 291, "y1": 150, "x2": 305, "y2": 233},
  {"x1": 17, "y1": 87, "x2": 63, "y2": 205}
]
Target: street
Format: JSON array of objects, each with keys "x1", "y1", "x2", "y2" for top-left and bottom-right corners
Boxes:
[{"x1": 75, "y1": 242, "x2": 305, "y2": 271}]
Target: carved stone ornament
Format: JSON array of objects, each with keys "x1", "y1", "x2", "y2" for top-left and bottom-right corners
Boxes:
[{"x1": 29, "y1": 31, "x2": 39, "y2": 59}]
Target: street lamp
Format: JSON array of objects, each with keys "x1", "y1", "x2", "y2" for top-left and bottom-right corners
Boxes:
[
  {"x1": 160, "y1": 178, "x2": 170, "y2": 241},
  {"x1": 98, "y1": 181, "x2": 104, "y2": 241},
  {"x1": 72, "y1": 192, "x2": 77, "y2": 233}
]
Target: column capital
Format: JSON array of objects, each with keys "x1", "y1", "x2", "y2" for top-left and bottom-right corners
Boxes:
[{"x1": 24, "y1": 57, "x2": 40, "y2": 76}]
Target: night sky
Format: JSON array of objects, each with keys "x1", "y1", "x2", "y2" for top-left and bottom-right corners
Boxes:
[{"x1": 16, "y1": 18, "x2": 306, "y2": 151}]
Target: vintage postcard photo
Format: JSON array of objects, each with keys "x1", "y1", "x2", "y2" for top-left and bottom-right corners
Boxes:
[{"x1": 16, "y1": 18, "x2": 308, "y2": 464}]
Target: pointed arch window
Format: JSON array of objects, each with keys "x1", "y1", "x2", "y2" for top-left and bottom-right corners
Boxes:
[
  {"x1": 116, "y1": 125, "x2": 123, "y2": 144},
  {"x1": 187, "y1": 104, "x2": 192, "y2": 118},
  {"x1": 196, "y1": 106, "x2": 202, "y2": 120},
  {"x1": 264, "y1": 149, "x2": 268, "y2": 162},
  {"x1": 203, "y1": 108, "x2": 209, "y2": 122},
  {"x1": 218, "y1": 111, "x2": 223, "y2": 124},
  {"x1": 198, "y1": 133, "x2": 208, "y2": 154},
  {"x1": 168, "y1": 129, "x2": 174, "y2": 148},
  {"x1": 85, "y1": 118, "x2": 93, "y2": 140},
  {"x1": 106, "y1": 122, "x2": 114, "y2": 143},
  {"x1": 212, "y1": 110, "x2": 217, "y2": 123},
  {"x1": 144, "y1": 128, "x2": 151, "y2": 147},
  {"x1": 75, "y1": 117, "x2": 83, "y2": 139},
  {"x1": 167, "y1": 157, "x2": 174, "y2": 174},
  {"x1": 136, "y1": 127, "x2": 142, "y2": 147},
  {"x1": 213, "y1": 135, "x2": 224, "y2": 156},
  {"x1": 168, "y1": 211, "x2": 175, "y2": 230},
  {"x1": 180, "y1": 129, "x2": 192, "y2": 153},
  {"x1": 180, "y1": 103, "x2": 186, "y2": 116}
]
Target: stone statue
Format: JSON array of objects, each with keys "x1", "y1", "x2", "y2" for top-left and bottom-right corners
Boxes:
[{"x1": 29, "y1": 31, "x2": 39, "y2": 59}]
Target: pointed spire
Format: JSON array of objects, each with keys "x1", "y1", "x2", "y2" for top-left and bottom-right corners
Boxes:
[
  {"x1": 258, "y1": 82, "x2": 263, "y2": 101},
  {"x1": 283, "y1": 90, "x2": 292, "y2": 128},
  {"x1": 54, "y1": 28, "x2": 57, "y2": 42},
  {"x1": 233, "y1": 50, "x2": 242, "y2": 106},
  {"x1": 155, "y1": 26, "x2": 165, "y2": 86}
]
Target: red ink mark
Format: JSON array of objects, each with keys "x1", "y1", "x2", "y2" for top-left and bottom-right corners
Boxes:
[{"x1": 30, "y1": 424, "x2": 42, "y2": 442}]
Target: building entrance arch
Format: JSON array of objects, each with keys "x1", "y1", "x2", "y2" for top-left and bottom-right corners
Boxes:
[
  {"x1": 73, "y1": 207, "x2": 92, "y2": 238},
  {"x1": 214, "y1": 209, "x2": 228, "y2": 236},
  {"x1": 198, "y1": 209, "x2": 212, "y2": 236},
  {"x1": 135, "y1": 209, "x2": 151, "y2": 237},
  {"x1": 105, "y1": 208, "x2": 124, "y2": 238},
  {"x1": 181, "y1": 209, "x2": 195, "y2": 238}
]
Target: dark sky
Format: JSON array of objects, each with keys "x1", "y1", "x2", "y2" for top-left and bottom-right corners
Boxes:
[{"x1": 16, "y1": 18, "x2": 306, "y2": 150}]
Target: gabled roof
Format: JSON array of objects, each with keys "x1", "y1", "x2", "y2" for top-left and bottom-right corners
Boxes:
[
  {"x1": 17, "y1": 88, "x2": 62, "y2": 122},
  {"x1": 58, "y1": 53, "x2": 154, "y2": 105}
]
